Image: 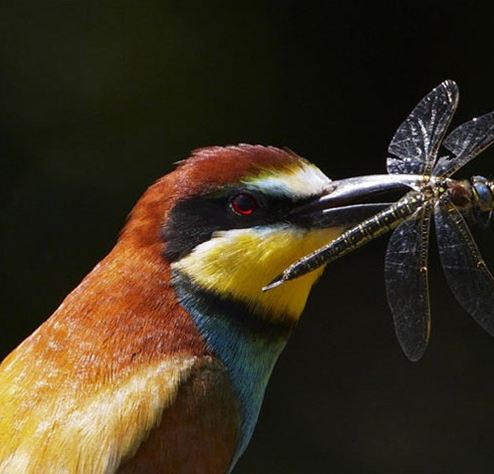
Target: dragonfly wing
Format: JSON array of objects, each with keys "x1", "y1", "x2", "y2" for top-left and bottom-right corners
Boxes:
[
  {"x1": 434, "y1": 198, "x2": 494, "y2": 336},
  {"x1": 385, "y1": 202, "x2": 432, "y2": 361},
  {"x1": 434, "y1": 110, "x2": 494, "y2": 177},
  {"x1": 387, "y1": 80, "x2": 459, "y2": 176}
]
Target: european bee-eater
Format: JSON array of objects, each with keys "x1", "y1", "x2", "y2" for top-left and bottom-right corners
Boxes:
[{"x1": 0, "y1": 145, "x2": 403, "y2": 473}]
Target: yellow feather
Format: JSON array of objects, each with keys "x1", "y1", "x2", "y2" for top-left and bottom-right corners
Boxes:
[
  {"x1": 0, "y1": 350, "x2": 196, "y2": 473},
  {"x1": 173, "y1": 226, "x2": 343, "y2": 323}
]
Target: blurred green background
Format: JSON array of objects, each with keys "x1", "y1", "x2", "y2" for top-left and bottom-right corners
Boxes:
[{"x1": 2, "y1": 1, "x2": 494, "y2": 472}]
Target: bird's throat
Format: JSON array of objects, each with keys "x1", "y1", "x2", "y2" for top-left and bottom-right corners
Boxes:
[{"x1": 170, "y1": 225, "x2": 339, "y2": 323}]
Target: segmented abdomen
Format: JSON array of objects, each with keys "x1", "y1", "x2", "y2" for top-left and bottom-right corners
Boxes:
[{"x1": 285, "y1": 192, "x2": 425, "y2": 280}]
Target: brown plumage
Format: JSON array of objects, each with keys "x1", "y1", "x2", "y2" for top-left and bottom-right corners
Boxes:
[{"x1": 0, "y1": 145, "x2": 339, "y2": 473}]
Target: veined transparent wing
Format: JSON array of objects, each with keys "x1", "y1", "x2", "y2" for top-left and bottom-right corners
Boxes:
[
  {"x1": 387, "y1": 80, "x2": 459, "y2": 176},
  {"x1": 384, "y1": 201, "x2": 433, "y2": 361},
  {"x1": 434, "y1": 198, "x2": 494, "y2": 336},
  {"x1": 434, "y1": 111, "x2": 494, "y2": 177}
]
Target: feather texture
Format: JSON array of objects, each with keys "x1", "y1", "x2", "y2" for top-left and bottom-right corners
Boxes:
[{"x1": 0, "y1": 145, "x2": 334, "y2": 472}]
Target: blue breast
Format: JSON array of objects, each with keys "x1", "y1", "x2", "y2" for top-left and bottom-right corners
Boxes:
[{"x1": 172, "y1": 272, "x2": 290, "y2": 470}]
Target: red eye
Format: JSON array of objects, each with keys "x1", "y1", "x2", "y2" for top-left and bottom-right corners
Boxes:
[{"x1": 231, "y1": 192, "x2": 257, "y2": 216}]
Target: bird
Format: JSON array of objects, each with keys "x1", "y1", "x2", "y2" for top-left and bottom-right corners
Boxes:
[{"x1": 0, "y1": 144, "x2": 400, "y2": 473}]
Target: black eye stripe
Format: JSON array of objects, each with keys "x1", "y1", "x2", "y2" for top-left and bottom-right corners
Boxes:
[{"x1": 162, "y1": 191, "x2": 317, "y2": 262}]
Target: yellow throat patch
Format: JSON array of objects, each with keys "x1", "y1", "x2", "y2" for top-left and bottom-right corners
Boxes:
[{"x1": 172, "y1": 225, "x2": 343, "y2": 323}]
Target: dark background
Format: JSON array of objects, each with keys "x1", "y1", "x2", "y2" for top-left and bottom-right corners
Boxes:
[{"x1": 1, "y1": 1, "x2": 494, "y2": 473}]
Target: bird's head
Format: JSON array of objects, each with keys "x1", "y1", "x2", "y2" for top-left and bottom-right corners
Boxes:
[{"x1": 120, "y1": 145, "x2": 400, "y2": 327}]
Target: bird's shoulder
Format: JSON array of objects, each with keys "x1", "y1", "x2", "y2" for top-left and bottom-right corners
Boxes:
[
  {"x1": 0, "y1": 350, "x2": 238, "y2": 473},
  {"x1": 119, "y1": 355, "x2": 240, "y2": 473}
]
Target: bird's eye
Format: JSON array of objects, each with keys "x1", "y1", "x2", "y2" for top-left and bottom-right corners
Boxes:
[{"x1": 230, "y1": 192, "x2": 257, "y2": 216}]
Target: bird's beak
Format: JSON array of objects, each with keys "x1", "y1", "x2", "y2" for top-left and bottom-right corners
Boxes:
[{"x1": 289, "y1": 174, "x2": 416, "y2": 228}]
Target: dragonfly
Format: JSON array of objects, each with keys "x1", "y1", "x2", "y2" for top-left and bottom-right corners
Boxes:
[{"x1": 264, "y1": 80, "x2": 494, "y2": 361}]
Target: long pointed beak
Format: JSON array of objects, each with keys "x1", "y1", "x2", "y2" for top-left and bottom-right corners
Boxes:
[
  {"x1": 289, "y1": 174, "x2": 416, "y2": 229},
  {"x1": 263, "y1": 174, "x2": 417, "y2": 292}
]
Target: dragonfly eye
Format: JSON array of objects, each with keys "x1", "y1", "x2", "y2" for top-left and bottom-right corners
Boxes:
[
  {"x1": 473, "y1": 179, "x2": 493, "y2": 212},
  {"x1": 230, "y1": 192, "x2": 257, "y2": 216}
]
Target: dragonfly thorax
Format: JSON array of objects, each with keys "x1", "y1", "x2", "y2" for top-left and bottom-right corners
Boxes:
[
  {"x1": 443, "y1": 176, "x2": 493, "y2": 211},
  {"x1": 443, "y1": 176, "x2": 493, "y2": 227},
  {"x1": 446, "y1": 179, "x2": 474, "y2": 209}
]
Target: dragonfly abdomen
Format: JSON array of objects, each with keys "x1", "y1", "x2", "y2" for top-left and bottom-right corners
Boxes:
[
  {"x1": 274, "y1": 192, "x2": 426, "y2": 284},
  {"x1": 336, "y1": 191, "x2": 425, "y2": 254},
  {"x1": 343, "y1": 193, "x2": 421, "y2": 243}
]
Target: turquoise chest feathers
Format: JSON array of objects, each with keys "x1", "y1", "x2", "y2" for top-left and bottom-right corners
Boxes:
[{"x1": 172, "y1": 271, "x2": 291, "y2": 469}]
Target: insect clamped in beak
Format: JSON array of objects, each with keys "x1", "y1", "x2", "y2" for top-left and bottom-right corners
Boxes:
[{"x1": 263, "y1": 173, "x2": 419, "y2": 291}]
